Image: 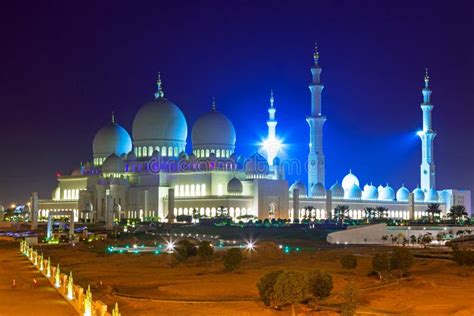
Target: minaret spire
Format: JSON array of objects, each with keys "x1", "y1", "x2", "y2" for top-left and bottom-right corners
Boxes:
[
  {"x1": 154, "y1": 72, "x2": 164, "y2": 99},
  {"x1": 307, "y1": 43, "x2": 327, "y2": 192},
  {"x1": 111, "y1": 111, "x2": 115, "y2": 124},
  {"x1": 211, "y1": 97, "x2": 216, "y2": 111},
  {"x1": 418, "y1": 68, "x2": 436, "y2": 192},
  {"x1": 264, "y1": 90, "x2": 279, "y2": 166}
]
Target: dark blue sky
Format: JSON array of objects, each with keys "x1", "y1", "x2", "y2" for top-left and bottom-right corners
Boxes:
[{"x1": 1, "y1": 0, "x2": 473, "y2": 205}]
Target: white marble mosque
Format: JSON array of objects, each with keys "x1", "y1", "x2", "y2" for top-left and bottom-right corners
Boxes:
[{"x1": 32, "y1": 46, "x2": 471, "y2": 225}]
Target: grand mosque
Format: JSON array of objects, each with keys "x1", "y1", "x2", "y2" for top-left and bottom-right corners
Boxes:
[{"x1": 34, "y1": 47, "x2": 471, "y2": 225}]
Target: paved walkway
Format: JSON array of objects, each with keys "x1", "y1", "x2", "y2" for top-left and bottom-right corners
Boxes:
[{"x1": 0, "y1": 241, "x2": 76, "y2": 316}]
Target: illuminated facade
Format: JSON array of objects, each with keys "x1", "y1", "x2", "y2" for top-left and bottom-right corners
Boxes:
[{"x1": 35, "y1": 49, "x2": 471, "y2": 223}]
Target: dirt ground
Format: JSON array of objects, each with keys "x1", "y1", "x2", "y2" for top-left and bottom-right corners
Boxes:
[{"x1": 4, "y1": 237, "x2": 466, "y2": 316}]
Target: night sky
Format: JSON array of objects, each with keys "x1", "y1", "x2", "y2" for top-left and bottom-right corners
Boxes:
[{"x1": 1, "y1": 1, "x2": 473, "y2": 205}]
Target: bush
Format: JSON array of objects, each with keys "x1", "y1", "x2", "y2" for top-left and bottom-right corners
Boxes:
[
  {"x1": 340, "y1": 254, "x2": 357, "y2": 270},
  {"x1": 340, "y1": 281, "x2": 360, "y2": 316},
  {"x1": 272, "y1": 270, "x2": 309, "y2": 311},
  {"x1": 176, "y1": 215, "x2": 192, "y2": 223},
  {"x1": 307, "y1": 270, "x2": 333, "y2": 300},
  {"x1": 177, "y1": 239, "x2": 197, "y2": 257},
  {"x1": 372, "y1": 253, "x2": 390, "y2": 280},
  {"x1": 452, "y1": 249, "x2": 474, "y2": 267},
  {"x1": 256, "y1": 270, "x2": 283, "y2": 307},
  {"x1": 390, "y1": 248, "x2": 414, "y2": 277},
  {"x1": 223, "y1": 248, "x2": 244, "y2": 272},
  {"x1": 197, "y1": 240, "x2": 214, "y2": 263}
]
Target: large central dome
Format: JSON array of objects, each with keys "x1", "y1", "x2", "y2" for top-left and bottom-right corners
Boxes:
[{"x1": 132, "y1": 77, "x2": 188, "y2": 157}]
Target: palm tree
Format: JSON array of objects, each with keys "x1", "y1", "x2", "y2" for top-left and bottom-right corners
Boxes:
[
  {"x1": 304, "y1": 206, "x2": 315, "y2": 221},
  {"x1": 374, "y1": 207, "x2": 388, "y2": 220},
  {"x1": 364, "y1": 207, "x2": 376, "y2": 223},
  {"x1": 426, "y1": 203, "x2": 441, "y2": 223},
  {"x1": 448, "y1": 205, "x2": 468, "y2": 224},
  {"x1": 334, "y1": 205, "x2": 350, "y2": 226}
]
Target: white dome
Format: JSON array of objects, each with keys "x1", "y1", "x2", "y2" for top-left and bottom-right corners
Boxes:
[
  {"x1": 102, "y1": 154, "x2": 124, "y2": 173},
  {"x1": 289, "y1": 180, "x2": 306, "y2": 197},
  {"x1": 310, "y1": 183, "x2": 326, "y2": 197},
  {"x1": 425, "y1": 188, "x2": 439, "y2": 202},
  {"x1": 330, "y1": 182, "x2": 344, "y2": 198},
  {"x1": 244, "y1": 153, "x2": 269, "y2": 174},
  {"x1": 362, "y1": 184, "x2": 378, "y2": 200},
  {"x1": 132, "y1": 97, "x2": 187, "y2": 145},
  {"x1": 92, "y1": 121, "x2": 132, "y2": 159},
  {"x1": 380, "y1": 185, "x2": 395, "y2": 201},
  {"x1": 377, "y1": 185, "x2": 384, "y2": 195},
  {"x1": 192, "y1": 106, "x2": 236, "y2": 150},
  {"x1": 345, "y1": 184, "x2": 362, "y2": 199},
  {"x1": 396, "y1": 186, "x2": 410, "y2": 201},
  {"x1": 342, "y1": 170, "x2": 360, "y2": 191},
  {"x1": 413, "y1": 187, "x2": 425, "y2": 202},
  {"x1": 227, "y1": 177, "x2": 243, "y2": 194}
]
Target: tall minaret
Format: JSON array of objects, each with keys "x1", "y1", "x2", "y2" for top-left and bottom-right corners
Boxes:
[
  {"x1": 306, "y1": 43, "x2": 326, "y2": 193},
  {"x1": 418, "y1": 68, "x2": 436, "y2": 192},
  {"x1": 265, "y1": 90, "x2": 279, "y2": 165}
]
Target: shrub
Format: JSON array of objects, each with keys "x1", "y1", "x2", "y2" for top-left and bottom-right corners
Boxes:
[
  {"x1": 372, "y1": 253, "x2": 390, "y2": 280},
  {"x1": 223, "y1": 248, "x2": 244, "y2": 272},
  {"x1": 272, "y1": 270, "x2": 309, "y2": 313},
  {"x1": 176, "y1": 214, "x2": 192, "y2": 223},
  {"x1": 256, "y1": 270, "x2": 283, "y2": 307},
  {"x1": 340, "y1": 281, "x2": 361, "y2": 316},
  {"x1": 390, "y1": 248, "x2": 414, "y2": 277},
  {"x1": 177, "y1": 239, "x2": 197, "y2": 257},
  {"x1": 340, "y1": 254, "x2": 357, "y2": 270},
  {"x1": 197, "y1": 240, "x2": 214, "y2": 263},
  {"x1": 307, "y1": 270, "x2": 333, "y2": 300}
]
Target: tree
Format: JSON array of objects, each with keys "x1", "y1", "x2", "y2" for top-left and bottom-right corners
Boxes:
[
  {"x1": 223, "y1": 248, "x2": 244, "y2": 272},
  {"x1": 340, "y1": 254, "x2": 357, "y2": 271},
  {"x1": 256, "y1": 270, "x2": 283, "y2": 307},
  {"x1": 334, "y1": 205, "x2": 350, "y2": 226},
  {"x1": 197, "y1": 240, "x2": 214, "y2": 264},
  {"x1": 307, "y1": 270, "x2": 333, "y2": 300},
  {"x1": 372, "y1": 253, "x2": 390, "y2": 280},
  {"x1": 272, "y1": 270, "x2": 309, "y2": 316},
  {"x1": 426, "y1": 203, "x2": 441, "y2": 223},
  {"x1": 448, "y1": 205, "x2": 468, "y2": 224},
  {"x1": 410, "y1": 235, "x2": 417, "y2": 245},
  {"x1": 340, "y1": 281, "x2": 361, "y2": 316},
  {"x1": 304, "y1": 206, "x2": 315, "y2": 221},
  {"x1": 390, "y1": 248, "x2": 414, "y2": 277},
  {"x1": 363, "y1": 207, "x2": 376, "y2": 223},
  {"x1": 374, "y1": 207, "x2": 388, "y2": 220}
]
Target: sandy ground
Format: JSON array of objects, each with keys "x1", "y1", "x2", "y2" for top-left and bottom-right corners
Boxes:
[
  {"x1": 4, "y1": 239, "x2": 474, "y2": 315},
  {"x1": 0, "y1": 242, "x2": 76, "y2": 316}
]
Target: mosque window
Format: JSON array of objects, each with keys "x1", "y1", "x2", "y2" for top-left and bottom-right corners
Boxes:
[
  {"x1": 191, "y1": 184, "x2": 195, "y2": 196},
  {"x1": 200, "y1": 149, "x2": 204, "y2": 157},
  {"x1": 138, "y1": 147, "x2": 142, "y2": 157},
  {"x1": 143, "y1": 146, "x2": 147, "y2": 157},
  {"x1": 221, "y1": 149, "x2": 225, "y2": 158},
  {"x1": 179, "y1": 185, "x2": 184, "y2": 197},
  {"x1": 134, "y1": 147, "x2": 138, "y2": 156},
  {"x1": 168, "y1": 147, "x2": 173, "y2": 157},
  {"x1": 148, "y1": 146, "x2": 153, "y2": 156},
  {"x1": 155, "y1": 146, "x2": 160, "y2": 153},
  {"x1": 174, "y1": 147, "x2": 178, "y2": 157},
  {"x1": 185, "y1": 185, "x2": 190, "y2": 196},
  {"x1": 196, "y1": 184, "x2": 201, "y2": 196},
  {"x1": 206, "y1": 149, "x2": 210, "y2": 157},
  {"x1": 125, "y1": 164, "x2": 129, "y2": 172},
  {"x1": 216, "y1": 150, "x2": 220, "y2": 158},
  {"x1": 161, "y1": 146, "x2": 167, "y2": 156},
  {"x1": 175, "y1": 185, "x2": 179, "y2": 197},
  {"x1": 201, "y1": 184, "x2": 206, "y2": 196},
  {"x1": 217, "y1": 184, "x2": 223, "y2": 196}
]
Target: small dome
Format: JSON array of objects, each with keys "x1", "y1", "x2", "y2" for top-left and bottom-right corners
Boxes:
[
  {"x1": 127, "y1": 151, "x2": 137, "y2": 160},
  {"x1": 102, "y1": 154, "x2": 124, "y2": 173},
  {"x1": 192, "y1": 105, "x2": 236, "y2": 149},
  {"x1": 84, "y1": 202, "x2": 93, "y2": 212},
  {"x1": 289, "y1": 180, "x2": 306, "y2": 197},
  {"x1": 362, "y1": 184, "x2": 378, "y2": 200},
  {"x1": 71, "y1": 168, "x2": 82, "y2": 176},
  {"x1": 330, "y1": 182, "x2": 344, "y2": 198},
  {"x1": 396, "y1": 185, "x2": 410, "y2": 201},
  {"x1": 425, "y1": 188, "x2": 439, "y2": 202},
  {"x1": 377, "y1": 185, "x2": 384, "y2": 195},
  {"x1": 345, "y1": 183, "x2": 362, "y2": 199},
  {"x1": 132, "y1": 97, "x2": 188, "y2": 144},
  {"x1": 342, "y1": 170, "x2": 360, "y2": 191},
  {"x1": 380, "y1": 184, "x2": 395, "y2": 201},
  {"x1": 310, "y1": 183, "x2": 326, "y2": 197},
  {"x1": 413, "y1": 187, "x2": 425, "y2": 202},
  {"x1": 93, "y1": 121, "x2": 132, "y2": 158},
  {"x1": 244, "y1": 153, "x2": 269, "y2": 174},
  {"x1": 227, "y1": 177, "x2": 243, "y2": 194}
]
